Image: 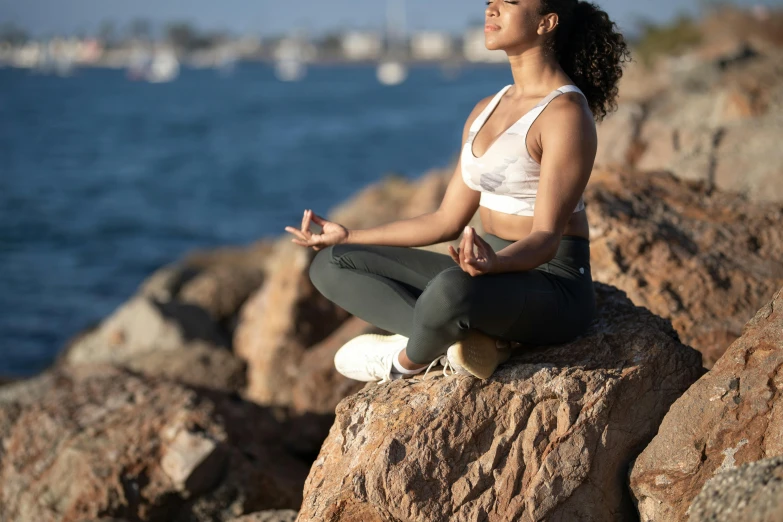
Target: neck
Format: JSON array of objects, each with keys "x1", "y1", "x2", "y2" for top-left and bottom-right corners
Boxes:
[{"x1": 505, "y1": 45, "x2": 565, "y2": 96}]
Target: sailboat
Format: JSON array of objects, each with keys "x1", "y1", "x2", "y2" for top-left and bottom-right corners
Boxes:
[
  {"x1": 274, "y1": 30, "x2": 309, "y2": 82},
  {"x1": 376, "y1": 0, "x2": 408, "y2": 86},
  {"x1": 147, "y1": 50, "x2": 180, "y2": 83}
]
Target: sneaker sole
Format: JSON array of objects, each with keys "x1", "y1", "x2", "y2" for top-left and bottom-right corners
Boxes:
[{"x1": 449, "y1": 331, "x2": 512, "y2": 379}]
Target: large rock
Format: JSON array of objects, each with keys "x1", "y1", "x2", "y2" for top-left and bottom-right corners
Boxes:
[
  {"x1": 629, "y1": 286, "x2": 783, "y2": 521},
  {"x1": 328, "y1": 170, "x2": 449, "y2": 232},
  {"x1": 297, "y1": 284, "x2": 704, "y2": 522},
  {"x1": 586, "y1": 167, "x2": 783, "y2": 366},
  {"x1": 59, "y1": 296, "x2": 246, "y2": 392},
  {"x1": 57, "y1": 239, "x2": 273, "y2": 392},
  {"x1": 234, "y1": 239, "x2": 350, "y2": 406},
  {"x1": 138, "y1": 241, "x2": 271, "y2": 322},
  {"x1": 594, "y1": 45, "x2": 783, "y2": 203},
  {"x1": 282, "y1": 317, "x2": 381, "y2": 458},
  {"x1": 0, "y1": 365, "x2": 309, "y2": 522},
  {"x1": 687, "y1": 455, "x2": 783, "y2": 522}
]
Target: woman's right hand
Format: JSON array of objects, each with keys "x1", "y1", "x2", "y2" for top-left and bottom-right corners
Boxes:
[{"x1": 284, "y1": 209, "x2": 349, "y2": 251}]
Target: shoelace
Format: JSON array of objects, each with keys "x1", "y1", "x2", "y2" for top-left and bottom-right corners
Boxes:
[
  {"x1": 423, "y1": 355, "x2": 457, "y2": 378},
  {"x1": 376, "y1": 351, "x2": 397, "y2": 384}
]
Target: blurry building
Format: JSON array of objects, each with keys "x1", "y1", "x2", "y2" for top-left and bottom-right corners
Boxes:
[
  {"x1": 410, "y1": 31, "x2": 454, "y2": 61},
  {"x1": 273, "y1": 35, "x2": 316, "y2": 62},
  {"x1": 463, "y1": 27, "x2": 507, "y2": 63},
  {"x1": 341, "y1": 31, "x2": 383, "y2": 61}
]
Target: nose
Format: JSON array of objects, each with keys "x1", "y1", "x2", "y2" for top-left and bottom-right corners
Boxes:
[{"x1": 485, "y1": 0, "x2": 499, "y2": 17}]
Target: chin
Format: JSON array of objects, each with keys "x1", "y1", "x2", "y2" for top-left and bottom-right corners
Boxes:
[{"x1": 484, "y1": 37, "x2": 505, "y2": 51}]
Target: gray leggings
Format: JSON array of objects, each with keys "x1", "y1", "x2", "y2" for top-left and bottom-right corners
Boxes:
[{"x1": 308, "y1": 233, "x2": 596, "y2": 364}]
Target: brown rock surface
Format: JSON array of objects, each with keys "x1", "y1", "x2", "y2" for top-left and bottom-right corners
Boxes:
[
  {"x1": 629, "y1": 286, "x2": 783, "y2": 522},
  {"x1": 328, "y1": 170, "x2": 449, "y2": 232},
  {"x1": 234, "y1": 239, "x2": 350, "y2": 406},
  {"x1": 227, "y1": 510, "x2": 298, "y2": 522},
  {"x1": 138, "y1": 241, "x2": 271, "y2": 324},
  {"x1": 297, "y1": 284, "x2": 704, "y2": 522},
  {"x1": 586, "y1": 167, "x2": 783, "y2": 366},
  {"x1": 0, "y1": 365, "x2": 308, "y2": 522},
  {"x1": 687, "y1": 455, "x2": 783, "y2": 522},
  {"x1": 283, "y1": 316, "x2": 381, "y2": 457},
  {"x1": 59, "y1": 296, "x2": 245, "y2": 392},
  {"x1": 594, "y1": 45, "x2": 783, "y2": 203}
]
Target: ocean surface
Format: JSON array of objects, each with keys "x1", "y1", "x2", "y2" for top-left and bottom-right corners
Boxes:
[{"x1": 0, "y1": 62, "x2": 512, "y2": 377}]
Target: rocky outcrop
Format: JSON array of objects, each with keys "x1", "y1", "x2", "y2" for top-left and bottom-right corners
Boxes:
[
  {"x1": 234, "y1": 239, "x2": 350, "y2": 407},
  {"x1": 328, "y1": 170, "x2": 450, "y2": 232},
  {"x1": 297, "y1": 284, "x2": 704, "y2": 522},
  {"x1": 58, "y1": 241, "x2": 272, "y2": 392},
  {"x1": 629, "y1": 286, "x2": 783, "y2": 521},
  {"x1": 687, "y1": 455, "x2": 783, "y2": 522},
  {"x1": 0, "y1": 365, "x2": 309, "y2": 522},
  {"x1": 596, "y1": 42, "x2": 783, "y2": 203},
  {"x1": 59, "y1": 296, "x2": 246, "y2": 392},
  {"x1": 138, "y1": 241, "x2": 272, "y2": 320},
  {"x1": 586, "y1": 167, "x2": 783, "y2": 366},
  {"x1": 280, "y1": 317, "x2": 380, "y2": 457}
]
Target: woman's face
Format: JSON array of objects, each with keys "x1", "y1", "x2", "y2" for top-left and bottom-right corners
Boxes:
[{"x1": 484, "y1": 0, "x2": 554, "y2": 52}]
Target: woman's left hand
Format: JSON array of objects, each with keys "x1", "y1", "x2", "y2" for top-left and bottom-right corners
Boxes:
[{"x1": 448, "y1": 226, "x2": 499, "y2": 276}]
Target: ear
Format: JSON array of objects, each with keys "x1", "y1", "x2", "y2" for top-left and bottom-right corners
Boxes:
[{"x1": 537, "y1": 13, "x2": 559, "y2": 35}]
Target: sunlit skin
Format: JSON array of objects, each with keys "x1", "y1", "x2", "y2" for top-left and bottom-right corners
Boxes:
[{"x1": 286, "y1": 0, "x2": 598, "y2": 371}]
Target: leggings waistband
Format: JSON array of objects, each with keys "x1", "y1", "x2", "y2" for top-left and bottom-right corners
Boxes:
[{"x1": 482, "y1": 233, "x2": 591, "y2": 277}]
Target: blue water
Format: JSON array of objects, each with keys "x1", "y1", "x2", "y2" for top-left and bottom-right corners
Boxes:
[{"x1": 0, "y1": 63, "x2": 511, "y2": 377}]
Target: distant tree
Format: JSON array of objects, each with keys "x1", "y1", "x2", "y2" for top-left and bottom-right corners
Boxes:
[
  {"x1": 165, "y1": 22, "x2": 225, "y2": 51},
  {"x1": 320, "y1": 33, "x2": 342, "y2": 50},
  {"x1": 128, "y1": 18, "x2": 152, "y2": 41},
  {"x1": 632, "y1": 15, "x2": 702, "y2": 66},
  {"x1": 0, "y1": 22, "x2": 28, "y2": 45},
  {"x1": 98, "y1": 20, "x2": 116, "y2": 45}
]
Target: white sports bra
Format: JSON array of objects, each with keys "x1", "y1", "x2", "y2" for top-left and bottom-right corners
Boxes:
[{"x1": 461, "y1": 84, "x2": 587, "y2": 217}]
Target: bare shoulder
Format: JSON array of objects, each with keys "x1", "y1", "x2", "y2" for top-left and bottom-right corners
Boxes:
[{"x1": 544, "y1": 92, "x2": 595, "y2": 131}]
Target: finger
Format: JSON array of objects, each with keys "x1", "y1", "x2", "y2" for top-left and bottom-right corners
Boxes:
[
  {"x1": 302, "y1": 209, "x2": 312, "y2": 233},
  {"x1": 474, "y1": 238, "x2": 489, "y2": 259},
  {"x1": 307, "y1": 233, "x2": 327, "y2": 247},
  {"x1": 285, "y1": 227, "x2": 310, "y2": 242},
  {"x1": 464, "y1": 228, "x2": 476, "y2": 262},
  {"x1": 310, "y1": 212, "x2": 326, "y2": 225},
  {"x1": 459, "y1": 231, "x2": 468, "y2": 264},
  {"x1": 466, "y1": 256, "x2": 486, "y2": 270},
  {"x1": 473, "y1": 233, "x2": 493, "y2": 255},
  {"x1": 448, "y1": 245, "x2": 460, "y2": 264}
]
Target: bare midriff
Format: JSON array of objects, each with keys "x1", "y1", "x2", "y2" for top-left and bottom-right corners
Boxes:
[{"x1": 480, "y1": 207, "x2": 590, "y2": 242}]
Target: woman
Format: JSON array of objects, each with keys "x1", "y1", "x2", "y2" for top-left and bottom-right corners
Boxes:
[{"x1": 285, "y1": 0, "x2": 629, "y2": 383}]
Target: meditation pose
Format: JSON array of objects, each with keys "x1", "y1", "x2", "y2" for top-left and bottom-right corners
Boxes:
[{"x1": 286, "y1": 0, "x2": 629, "y2": 382}]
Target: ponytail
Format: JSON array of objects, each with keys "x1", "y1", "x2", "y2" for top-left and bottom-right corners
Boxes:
[{"x1": 541, "y1": 0, "x2": 631, "y2": 121}]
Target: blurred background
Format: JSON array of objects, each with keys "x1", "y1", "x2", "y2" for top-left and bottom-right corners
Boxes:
[{"x1": 1, "y1": 0, "x2": 782, "y2": 378}]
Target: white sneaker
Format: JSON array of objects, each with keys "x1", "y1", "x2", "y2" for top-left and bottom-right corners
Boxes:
[{"x1": 334, "y1": 333, "x2": 409, "y2": 383}]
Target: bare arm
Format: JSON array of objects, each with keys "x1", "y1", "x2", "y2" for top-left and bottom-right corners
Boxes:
[
  {"x1": 492, "y1": 94, "x2": 597, "y2": 273},
  {"x1": 344, "y1": 97, "x2": 492, "y2": 247}
]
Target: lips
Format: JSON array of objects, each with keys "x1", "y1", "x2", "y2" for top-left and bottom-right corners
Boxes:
[{"x1": 485, "y1": 24, "x2": 501, "y2": 32}]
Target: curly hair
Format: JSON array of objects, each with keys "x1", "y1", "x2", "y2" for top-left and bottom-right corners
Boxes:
[{"x1": 540, "y1": 0, "x2": 631, "y2": 121}]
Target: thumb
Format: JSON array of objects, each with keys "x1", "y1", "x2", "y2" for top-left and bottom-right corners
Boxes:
[{"x1": 310, "y1": 212, "x2": 327, "y2": 225}]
